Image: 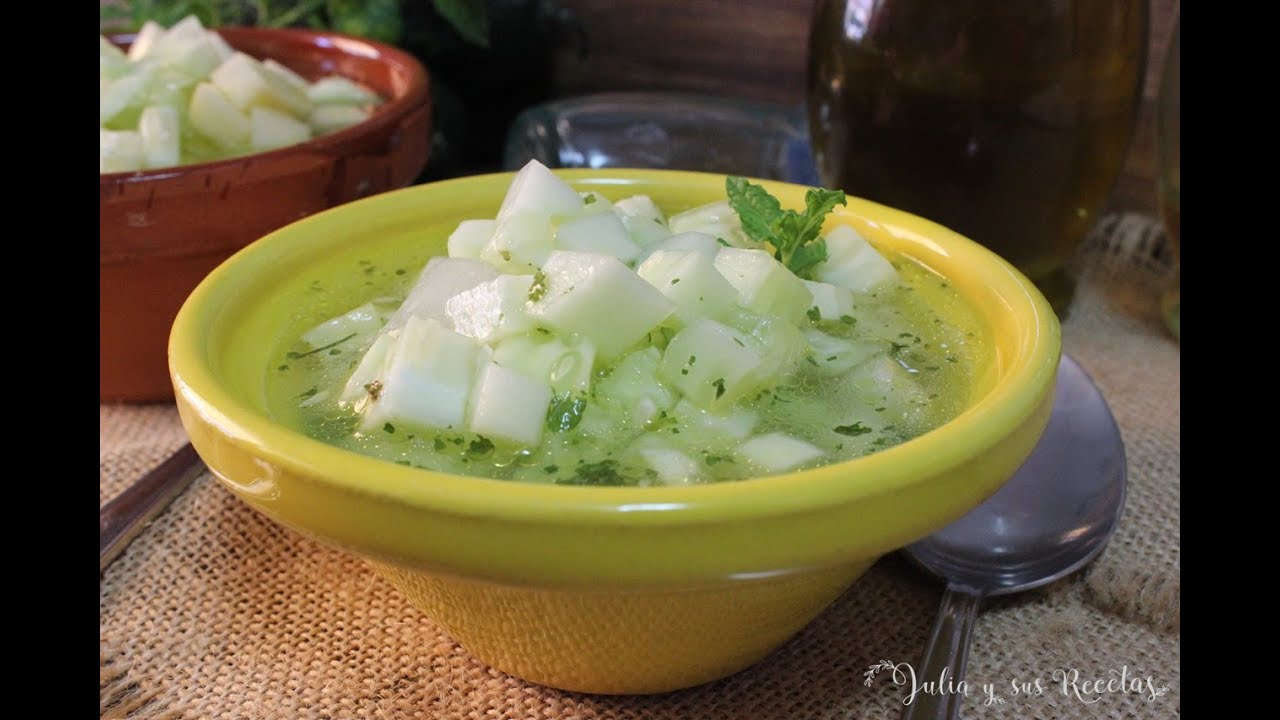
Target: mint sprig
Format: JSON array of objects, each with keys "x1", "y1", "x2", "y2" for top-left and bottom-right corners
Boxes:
[{"x1": 725, "y1": 176, "x2": 847, "y2": 279}]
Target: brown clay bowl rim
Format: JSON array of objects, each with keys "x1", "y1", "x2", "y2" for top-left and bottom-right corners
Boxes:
[{"x1": 99, "y1": 26, "x2": 431, "y2": 187}]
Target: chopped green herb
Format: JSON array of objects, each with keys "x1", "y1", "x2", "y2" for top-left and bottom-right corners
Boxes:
[
  {"x1": 297, "y1": 387, "x2": 319, "y2": 399},
  {"x1": 716, "y1": 236, "x2": 730, "y2": 246},
  {"x1": 499, "y1": 250, "x2": 512, "y2": 261},
  {"x1": 807, "y1": 306, "x2": 821, "y2": 322},
  {"x1": 827, "y1": 355, "x2": 839, "y2": 361},
  {"x1": 383, "y1": 422, "x2": 396, "y2": 434},
  {"x1": 688, "y1": 355, "x2": 697, "y2": 365},
  {"x1": 569, "y1": 459, "x2": 625, "y2": 486},
  {"x1": 704, "y1": 454, "x2": 735, "y2": 466},
  {"x1": 732, "y1": 336, "x2": 745, "y2": 347},
  {"x1": 834, "y1": 422, "x2": 873, "y2": 436},
  {"x1": 544, "y1": 464, "x2": 559, "y2": 474},
  {"x1": 546, "y1": 392, "x2": 588, "y2": 432},
  {"x1": 528, "y1": 270, "x2": 548, "y2": 302},
  {"x1": 840, "y1": 315, "x2": 857, "y2": 326},
  {"x1": 286, "y1": 333, "x2": 357, "y2": 359},
  {"x1": 363, "y1": 380, "x2": 383, "y2": 401},
  {"x1": 670, "y1": 278, "x2": 681, "y2": 285},
  {"x1": 583, "y1": 194, "x2": 597, "y2": 205},
  {"x1": 468, "y1": 437, "x2": 495, "y2": 457},
  {"x1": 433, "y1": 437, "x2": 446, "y2": 451},
  {"x1": 712, "y1": 378, "x2": 726, "y2": 399}
]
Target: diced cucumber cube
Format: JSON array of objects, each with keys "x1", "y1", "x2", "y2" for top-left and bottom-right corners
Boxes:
[
  {"x1": 210, "y1": 52, "x2": 312, "y2": 118},
  {"x1": 383, "y1": 257, "x2": 500, "y2": 333},
  {"x1": 554, "y1": 211, "x2": 640, "y2": 263},
  {"x1": 447, "y1": 219, "x2": 496, "y2": 260},
  {"x1": 714, "y1": 247, "x2": 812, "y2": 324},
  {"x1": 632, "y1": 438, "x2": 700, "y2": 486},
  {"x1": 847, "y1": 353, "x2": 930, "y2": 419},
  {"x1": 127, "y1": 21, "x2": 165, "y2": 62},
  {"x1": 467, "y1": 361, "x2": 553, "y2": 447},
  {"x1": 188, "y1": 81, "x2": 248, "y2": 149},
  {"x1": 492, "y1": 332, "x2": 597, "y2": 394},
  {"x1": 816, "y1": 225, "x2": 899, "y2": 293},
  {"x1": 672, "y1": 399, "x2": 757, "y2": 441},
  {"x1": 138, "y1": 105, "x2": 180, "y2": 169},
  {"x1": 528, "y1": 250, "x2": 674, "y2": 360},
  {"x1": 636, "y1": 248, "x2": 738, "y2": 326},
  {"x1": 155, "y1": 34, "x2": 222, "y2": 81},
  {"x1": 658, "y1": 318, "x2": 764, "y2": 412},
  {"x1": 446, "y1": 273, "x2": 537, "y2": 343},
  {"x1": 638, "y1": 231, "x2": 722, "y2": 263},
  {"x1": 100, "y1": 129, "x2": 144, "y2": 173},
  {"x1": 340, "y1": 332, "x2": 396, "y2": 406},
  {"x1": 359, "y1": 316, "x2": 480, "y2": 432},
  {"x1": 496, "y1": 159, "x2": 584, "y2": 225},
  {"x1": 802, "y1": 327, "x2": 881, "y2": 375},
  {"x1": 803, "y1": 280, "x2": 855, "y2": 321},
  {"x1": 250, "y1": 105, "x2": 312, "y2": 152},
  {"x1": 612, "y1": 194, "x2": 665, "y2": 225},
  {"x1": 668, "y1": 200, "x2": 752, "y2": 247},
  {"x1": 727, "y1": 310, "x2": 808, "y2": 383},
  {"x1": 101, "y1": 72, "x2": 148, "y2": 125},
  {"x1": 595, "y1": 347, "x2": 677, "y2": 426},
  {"x1": 737, "y1": 433, "x2": 825, "y2": 472},
  {"x1": 302, "y1": 301, "x2": 387, "y2": 349},
  {"x1": 207, "y1": 30, "x2": 235, "y2": 63},
  {"x1": 307, "y1": 76, "x2": 381, "y2": 106},
  {"x1": 262, "y1": 59, "x2": 309, "y2": 92},
  {"x1": 481, "y1": 211, "x2": 556, "y2": 272},
  {"x1": 308, "y1": 105, "x2": 370, "y2": 135}
]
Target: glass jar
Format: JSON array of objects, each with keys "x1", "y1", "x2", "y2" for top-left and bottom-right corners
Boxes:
[{"x1": 807, "y1": 0, "x2": 1149, "y2": 314}]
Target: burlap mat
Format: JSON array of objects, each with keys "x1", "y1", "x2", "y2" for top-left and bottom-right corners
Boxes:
[{"x1": 100, "y1": 212, "x2": 1180, "y2": 719}]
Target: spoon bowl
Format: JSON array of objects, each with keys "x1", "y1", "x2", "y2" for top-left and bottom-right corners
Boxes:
[{"x1": 901, "y1": 353, "x2": 1126, "y2": 718}]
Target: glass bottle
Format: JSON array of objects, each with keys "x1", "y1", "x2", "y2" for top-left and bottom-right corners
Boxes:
[{"x1": 807, "y1": 0, "x2": 1149, "y2": 315}]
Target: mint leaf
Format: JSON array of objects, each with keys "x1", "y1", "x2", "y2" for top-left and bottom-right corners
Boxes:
[{"x1": 725, "y1": 176, "x2": 846, "y2": 279}]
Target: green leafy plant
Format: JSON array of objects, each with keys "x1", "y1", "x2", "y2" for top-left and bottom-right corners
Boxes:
[
  {"x1": 725, "y1": 176, "x2": 847, "y2": 280},
  {"x1": 100, "y1": 0, "x2": 490, "y2": 48}
]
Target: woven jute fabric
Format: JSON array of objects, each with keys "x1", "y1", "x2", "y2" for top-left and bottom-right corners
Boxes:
[{"x1": 100, "y1": 212, "x2": 1180, "y2": 719}]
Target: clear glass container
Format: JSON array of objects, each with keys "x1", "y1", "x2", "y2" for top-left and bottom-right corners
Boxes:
[{"x1": 504, "y1": 92, "x2": 819, "y2": 184}]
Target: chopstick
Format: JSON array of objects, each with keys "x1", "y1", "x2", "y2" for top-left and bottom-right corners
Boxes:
[{"x1": 100, "y1": 443, "x2": 205, "y2": 574}]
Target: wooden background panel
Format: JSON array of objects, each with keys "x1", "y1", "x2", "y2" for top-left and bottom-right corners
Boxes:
[{"x1": 552, "y1": 0, "x2": 1179, "y2": 215}]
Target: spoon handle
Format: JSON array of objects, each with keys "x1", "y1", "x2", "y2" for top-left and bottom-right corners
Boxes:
[{"x1": 901, "y1": 584, "x2": 983, "y2": 720}]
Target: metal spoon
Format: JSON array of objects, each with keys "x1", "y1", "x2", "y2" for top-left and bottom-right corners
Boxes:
[{"x1": 900, "y1": 353, "x2": 1126, "y2": 720}]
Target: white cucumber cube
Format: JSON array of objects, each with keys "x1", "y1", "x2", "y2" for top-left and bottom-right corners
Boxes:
[
  {"x1": 803, "y1": 280, "x2": 855, "y2": 321},
  {"x1": 492, "y1": 332, "x2": 597, "y2": 393},
  {"x1": 383, "y1": 257, "x2": 500, "y2": 333},
  {"x1": 262, "y1": 59, "x2": 309, "y2": 92},
  {"x1": 634, "y1": 440, "x2": 700, "y2": 486},
  {"x1": 673, "y1": 399, "x2": 757, "y2": 441},
  {"x1": 207, "y1": 30, "x2": 235, "y2": 63},
  {"x1": 554, "y1": 212, "x2": 640, "y2": 263},
  {"x1": 638, "y1": 231, "x2": 722, "y2": 263},
  {"x1": 138, "y1": 105, "x2": 180, "y2": 169},
  {"x1": 157, "y1": 34, "x2": 222, "y2": 81},
  {"x1": 595, "y1": 347, "x2": 677, "y2": 426},
  {"x1": 340, "y1": 332, "x2": 396, "y2": 407},
  {"x1": 447, "y1": 219, "x2": 496, "y2": 260},
  {"x1": 847, "y1": 354, "x2": 930, "y2": 417},
  {"x1": 727, "y1": 310, "x2": 808, "y2": 384},
  {"x1": 620, "y1": 213, "x2": 672, "y2": 248},
  {"x1": 737, "y1": 433, "x2": 825, "y2": 472},
  {"x1": 149, "y1": 14, "x2": 209, "y2": 58},
  {"x1": 527, "y1": 250, "x2": 674, "y2": 360},
  {"x1": 577, "y1": 191, "x2": 614, "y2": 215},
  {"x1": 466, "y1": 361, "x2": 553, "y2": 447},
  {"x1": 100, "y1": 130, "x2": 144, "y2": 173},
  {"x1": 637, "y1": 248, "x2": 737, "y2": 325},
  {"x1": 613, "y1": 194, "x2": 665, "y2": 225},
  {"x1": 668, "y1": 200, "x2": 751, "y2": 247},
  {"x1": 188, "y1": 81, "x2": 248, "y2": 149},
  {"x1": 210, "y1": 52, "x2": 313, "y2": 118},
  {"x1": 658, "y1": 318, "x2": 765, "y2": 411},
  {"x1": 714, "y1": 247, "x2": 812, "y2": 324},
  {"x1": 302, "y1": 301, "x2": 387, "y2": 349},
  {"x1": 445, "y1": 274, "x2": 537, "y2": 343},
  {"x1": 803, "y1": 328, "x2": 881, "y2": 375},
  {"x1": 127, "y1": 21, "x2": 165, "y2": 62},
  {"x1": 308, "y1": 104, "x2": 370, "y2": 135},
  {"x1": 100, "y1": 36, "x2": 132, "y2": 80},
  {"x1": 250, "y1": 105, "x2": 312, "y2": 152},
  {"x1": 308, "y1": 76, "x2": 381, "y2": 106},
  {"x1": 100, "y1": 72, "x2": 147, "y2": 125},
  {"x1": 817, "y1": 225, "x2": 899, "y2": 293},
  {"x1": 496, "y1": 159, "x2": 584, "y2": 224},
  {"x1": 481, "y1": 211, "x2": 556, "y2": 272},
  {"x1": 360, "y1": 316, "x2": 480, "y2": 432}
]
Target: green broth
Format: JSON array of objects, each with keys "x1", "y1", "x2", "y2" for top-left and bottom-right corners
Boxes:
[{"x1": 266, "y1": 248, "x2": 987, "y2": 486}]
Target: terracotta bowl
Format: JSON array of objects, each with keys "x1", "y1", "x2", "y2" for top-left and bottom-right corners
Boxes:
[{"x1": 100, "y1": 27, "x2": 431, "y2": 403}]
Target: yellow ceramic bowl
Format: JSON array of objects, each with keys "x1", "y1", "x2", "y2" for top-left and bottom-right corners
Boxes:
[{"x1": 169, "y1": 169, "x2": 1061, "y2": 695}]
